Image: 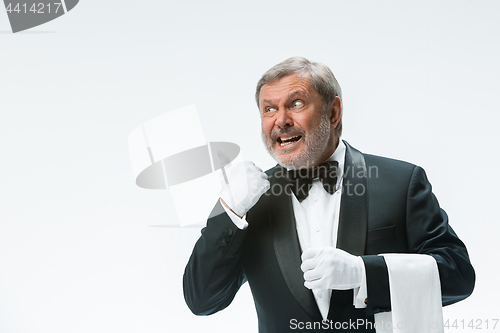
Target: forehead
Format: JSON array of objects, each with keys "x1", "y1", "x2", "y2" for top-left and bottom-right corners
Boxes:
[{"x1": 259, "y1": 74, "x2": 312, "y2": 101}]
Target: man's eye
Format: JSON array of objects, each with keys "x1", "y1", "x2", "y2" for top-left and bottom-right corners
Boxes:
[
  {"x1": 266, "y1": 107, "x2": 277, "y2": 113},
  {"x1": 293, "y1": 101, "x2": 304, "y2": 108}
]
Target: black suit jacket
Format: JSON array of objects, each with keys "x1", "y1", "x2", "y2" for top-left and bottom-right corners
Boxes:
[{"x1": 183, "y1": 141, "x2": 475, "y2": 332}]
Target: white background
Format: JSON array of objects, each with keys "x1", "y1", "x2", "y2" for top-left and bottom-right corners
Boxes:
[{"x1": 1, "y1": 0, "x2": 499, "y2": 332}]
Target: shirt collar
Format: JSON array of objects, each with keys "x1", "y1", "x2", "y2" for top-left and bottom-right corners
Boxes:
[{"x1": 325, "y1": 139, "x2": 345, "y2": 190}]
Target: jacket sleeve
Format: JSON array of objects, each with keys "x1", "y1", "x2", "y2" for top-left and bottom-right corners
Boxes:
[
  {"x1": 362, "y1": 165, "x2": 475, "y2": 315},
  {"x1": 183, "y1": 200, "x2": 248, "y2": 315}
]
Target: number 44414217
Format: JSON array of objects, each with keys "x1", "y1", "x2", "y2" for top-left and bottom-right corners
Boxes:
[
  {"x1": 5, "y1": 3, "x2": 62, "y2": 14},
  {"x1": 444, "y1": 319, "x2": 499, "y2": 330}
]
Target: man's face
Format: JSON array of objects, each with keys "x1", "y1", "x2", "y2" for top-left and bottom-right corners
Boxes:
[{"x1": 259, "y1": 74, "x2": 337, "y2": 169}]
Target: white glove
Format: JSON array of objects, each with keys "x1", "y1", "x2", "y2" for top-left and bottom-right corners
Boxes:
[
  {"x1": 300, "y1": 247, "x2": 364, "y2": 290},
  {"x1": 220, "y1": 161, "x2": 270, "y2": 217}
]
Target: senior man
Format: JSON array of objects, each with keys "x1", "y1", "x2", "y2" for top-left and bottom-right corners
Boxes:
[{"x1": 183, "y1": 57, "x2": 475, "y2": 332}]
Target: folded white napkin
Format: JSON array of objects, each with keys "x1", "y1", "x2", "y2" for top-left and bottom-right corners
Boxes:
[{"x1": 374, "y1": 254, "x2": 443, "y2": 333}]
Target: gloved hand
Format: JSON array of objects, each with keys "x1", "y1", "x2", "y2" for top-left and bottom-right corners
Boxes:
[
  {"x1": 300, "y1": 247, "x2": 364, "y2": 290},
  {"x1": 220, "y1": 161, "x2": 270, "y2": 218}
]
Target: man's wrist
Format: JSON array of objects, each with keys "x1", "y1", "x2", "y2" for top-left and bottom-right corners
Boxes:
[{"x1": 220, "y1": 198, "x2": 243, "y2": 219}]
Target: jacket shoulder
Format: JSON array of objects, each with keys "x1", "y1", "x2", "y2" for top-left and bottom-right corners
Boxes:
[
  {"x1": 361, "y1": 153, "x2": 418, "y2": 187},
  {"x1": 344, "y1": 140, "x2": 417, "y2": 175},
  {"x1": 363, "y1": 153, "x2": 416, "y2": 171}
]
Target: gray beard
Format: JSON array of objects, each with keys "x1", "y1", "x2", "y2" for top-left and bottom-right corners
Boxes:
[{"x1": 261, "y1": 113, "x2": 331, "y2": 170}]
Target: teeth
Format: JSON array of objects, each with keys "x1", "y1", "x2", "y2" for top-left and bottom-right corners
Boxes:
[
  {"x1": 279, "y1": 135, "x2": 300, "y2": 146},
  {"x1": 281, "y1": 135, "x2": 300, "y2": 142}
]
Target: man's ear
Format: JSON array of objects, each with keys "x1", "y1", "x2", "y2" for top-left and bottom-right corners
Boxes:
[{"x1": 328, "y1": 96, "x2": 342, "y2": 129}]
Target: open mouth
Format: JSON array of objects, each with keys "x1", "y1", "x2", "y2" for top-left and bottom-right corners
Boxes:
[{"x1": 277, "y1": 135, "x2": 302, "y2": 147}]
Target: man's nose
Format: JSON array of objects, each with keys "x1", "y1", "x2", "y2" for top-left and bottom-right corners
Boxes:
[{"x1": 275, "y1": 109, "x2": 293, "y2": 128}]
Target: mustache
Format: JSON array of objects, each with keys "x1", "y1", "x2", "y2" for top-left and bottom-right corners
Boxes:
[{"x1": 270, "y1": 127, "x2": 306, "y2": 142}]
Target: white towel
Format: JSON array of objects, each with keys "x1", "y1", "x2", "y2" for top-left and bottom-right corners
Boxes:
[{"x1": 374, "y1": 254, "x2": 443, "y2": 333}]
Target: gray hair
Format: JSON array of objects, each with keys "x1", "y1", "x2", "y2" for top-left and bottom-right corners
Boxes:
[{"x1": 255, "y1": 57, "x2": 343, "y2": 137}]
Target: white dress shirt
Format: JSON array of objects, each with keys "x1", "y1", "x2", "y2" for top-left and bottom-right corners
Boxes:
[
  {"x1": 222, "y1": 140, "x2": 367, "y2": 320},
  {"x1": 291, "y1": 140, "x2": 345, "y2": 319}
]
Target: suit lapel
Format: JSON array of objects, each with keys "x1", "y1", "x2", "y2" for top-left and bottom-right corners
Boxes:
[
  {"x1": 336, "y1": 141, "x2": 368, "y2": 255},
  {"x1": 269, "y1": 166, "x2": 323, "y2": 321}
]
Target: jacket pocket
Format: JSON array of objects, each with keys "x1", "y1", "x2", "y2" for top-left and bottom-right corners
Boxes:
[{"x1": 366, "y1": 225, "x2": 396, "y2": 243}]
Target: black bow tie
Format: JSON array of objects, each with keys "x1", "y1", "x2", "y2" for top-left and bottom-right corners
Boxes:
[{"x1": 285, "y1": 161, "x2": 340, "y2": 202}]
